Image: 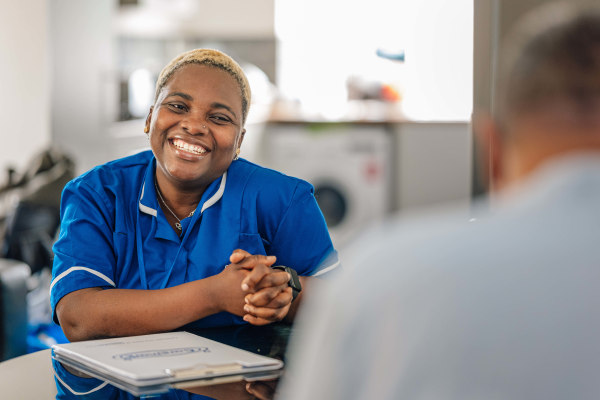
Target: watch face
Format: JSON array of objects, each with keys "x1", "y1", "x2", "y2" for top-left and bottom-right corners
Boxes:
[
  {"x1": 287, "y1": 268, "x2": 302, "y2": 292},
  {"x1": 272, "y1": 265, "x2": 302, "y2": 292}
]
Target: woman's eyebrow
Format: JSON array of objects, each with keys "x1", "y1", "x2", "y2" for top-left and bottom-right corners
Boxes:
[{"x1": 166, "y1": 92, "x2": 193, "y2": 101}]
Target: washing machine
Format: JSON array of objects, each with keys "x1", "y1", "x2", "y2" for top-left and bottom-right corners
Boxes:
[{"x1": 259, "y1": 122, "x2": 393, "y2": 249}]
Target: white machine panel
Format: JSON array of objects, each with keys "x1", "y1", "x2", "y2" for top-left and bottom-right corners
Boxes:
[{"x1": 260, "y1": 122, "x2": 393, "y2": 248}]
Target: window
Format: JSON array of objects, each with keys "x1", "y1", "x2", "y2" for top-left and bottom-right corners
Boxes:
[{"x1": 275, "y1": 0, "x2": 473, "y2": 121}]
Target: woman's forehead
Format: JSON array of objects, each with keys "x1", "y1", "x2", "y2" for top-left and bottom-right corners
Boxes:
[
  {"x1": 168, "y1": 64, "x2": 238, "y2": 88},
  {"x1": 163, "y1": 64, "x2": 243, "y2": 106}
]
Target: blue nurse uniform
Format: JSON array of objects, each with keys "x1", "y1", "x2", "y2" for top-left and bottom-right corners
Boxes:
[{"x1": 50, "y1": 150, "x2": 339, "y2": 328}]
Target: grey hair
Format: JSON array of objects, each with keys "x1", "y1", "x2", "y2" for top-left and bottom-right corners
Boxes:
[{"x1": 496, "y1": 2, "x2": 600, "y2": 128}]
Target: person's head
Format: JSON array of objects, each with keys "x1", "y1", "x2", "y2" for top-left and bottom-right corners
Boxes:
[
  {"x1": 153, "y1": 49, "x2": 251, "y2": 125},
  {"x1": 477, "y1": 3, "x2": 600, "y2": 191},
  {"x1": 144, "y1": 49, "x2": 251, "y2": 190}
]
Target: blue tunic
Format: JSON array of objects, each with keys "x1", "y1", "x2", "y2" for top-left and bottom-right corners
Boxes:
[{"x1": 50, "y1": 151, "x2": 338, "y2": 328}]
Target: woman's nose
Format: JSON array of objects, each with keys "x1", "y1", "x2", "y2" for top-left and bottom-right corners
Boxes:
[{"x1": 181, "y1": 115, "x2": 208, "y2": 135}]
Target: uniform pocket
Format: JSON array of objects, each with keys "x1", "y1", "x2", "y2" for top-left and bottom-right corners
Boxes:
[{"x1": 238, "y1": 233, "x2": 267, "y2": 256}]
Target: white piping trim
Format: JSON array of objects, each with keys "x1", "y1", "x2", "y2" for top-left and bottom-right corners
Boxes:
[
  {"x1": 49, "y1": 267, "x2": 116, "y2": 295},
  {"x1": 139, "y1": 202, "x2": 157, "y2": 217},
  {"x1": 54, "y1": 372, "x2": 109, "y2": 395},
  {"x1": 313, "y1": 259, "x2": 341, "y2": 277},
  {"x1": 201, "y1": 171, "x2": 227, "y2": 213},
  {"x1": 138, "y1": 180, "x2": 157, "y2": 216}
]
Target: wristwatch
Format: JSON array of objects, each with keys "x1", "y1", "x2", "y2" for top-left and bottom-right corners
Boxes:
[{"x1": 272, "y1": 265, "x2": 302, "y2": 300}]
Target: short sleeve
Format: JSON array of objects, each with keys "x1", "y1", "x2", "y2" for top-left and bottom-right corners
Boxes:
[
  {"x1": 267, "y1": 182, "x2": 340, "y2": 277},
  {"x1": 50, "y1": 179, "x2": 117, "y2": 324}
]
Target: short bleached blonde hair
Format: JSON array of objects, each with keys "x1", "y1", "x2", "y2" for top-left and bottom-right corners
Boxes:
[{"x1": 155, "y1": 48, "x2": 251, "y2": 124}]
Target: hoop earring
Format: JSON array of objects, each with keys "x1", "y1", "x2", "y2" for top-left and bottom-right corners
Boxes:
[{"x1": 233, "y1": 148, "x2": 240, "y2": 161}]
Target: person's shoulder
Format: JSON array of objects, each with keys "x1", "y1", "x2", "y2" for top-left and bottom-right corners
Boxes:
[
  {"x1": 68, "y1": 150, "x2": 152, "y2": 191},
  {"x1": 343, "y1": 200, "x2": 490, "y2": 282},
  {"x1": 229, "y1": 158, "x2": 313, "y2": 195}
]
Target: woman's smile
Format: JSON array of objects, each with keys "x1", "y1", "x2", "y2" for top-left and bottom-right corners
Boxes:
[
  {"x1": 169, "y1": 137, "x2": 210, "y2": 158},
  {"x1": 146, "y1": 63, "x2": 244, "y2": 187}
]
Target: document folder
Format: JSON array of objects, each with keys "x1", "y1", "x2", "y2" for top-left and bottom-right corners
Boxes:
[{"x1": 51, "y1": 331, "x2": 283, "y2": 394}]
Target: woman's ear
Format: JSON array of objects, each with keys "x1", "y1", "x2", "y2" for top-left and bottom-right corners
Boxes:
[
  {"x1": 236, "y1": 129, "x2": 246, "y2": 149},
  {"x1": 144, "y1": 106, "x2": 154, "y2": 134}
]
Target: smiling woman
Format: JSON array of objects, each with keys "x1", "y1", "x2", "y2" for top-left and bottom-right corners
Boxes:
[
  {"x1": 49, "y1": 49, "x2": 339, "y2": 342},
  {"x1": 148, "y1": 64, "x2": 245, "y2": 201}
]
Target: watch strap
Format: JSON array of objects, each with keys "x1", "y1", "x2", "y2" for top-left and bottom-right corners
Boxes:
[{"x1": 272, "y1": 265, "x2": 302, "y2": 300}]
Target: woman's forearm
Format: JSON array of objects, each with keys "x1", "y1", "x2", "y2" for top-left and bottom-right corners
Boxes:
[{"x1": 56, "y1": 276, "x2": 223, "y2": 341}]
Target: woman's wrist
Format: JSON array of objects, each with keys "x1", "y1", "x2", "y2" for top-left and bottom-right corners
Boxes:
[{"x1": 190, "y1": 276, "x2": 222, "y2": 317}]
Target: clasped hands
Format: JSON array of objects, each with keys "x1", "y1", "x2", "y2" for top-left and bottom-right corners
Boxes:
[{"x1": 217, "y1": 249, "x2": 293, "y2": 325}]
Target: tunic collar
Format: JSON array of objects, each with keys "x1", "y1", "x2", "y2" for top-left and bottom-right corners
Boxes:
[{"x1": 138, "y1": 157, "x2": 228, "y2": 220}]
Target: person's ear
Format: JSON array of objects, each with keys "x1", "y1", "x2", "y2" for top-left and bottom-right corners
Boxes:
[
  {"x1": 473, "y1": 112, "x2": 504, "y2": 194},
  {"x1": 144, "y1": 106, "x2": 154, "y2": 134},
  {"x1": 236, "y1": 129, "x2": 246, "y2": 150}
]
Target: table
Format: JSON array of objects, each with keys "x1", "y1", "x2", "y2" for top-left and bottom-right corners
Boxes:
[
  {"x1": 0, "y1": 324, "x2": 292, "y2": 399},
  {"x1": 0, "y1": 348, "x2": 56, "y2": 398}
]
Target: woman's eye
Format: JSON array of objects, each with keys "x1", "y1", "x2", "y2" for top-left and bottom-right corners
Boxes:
[
  {"x1": 210, "y1": 115, "x2": 233, "y2": 124},
  {"x1": 167, "y1": 103, "x2": 187, "y2": 112}
]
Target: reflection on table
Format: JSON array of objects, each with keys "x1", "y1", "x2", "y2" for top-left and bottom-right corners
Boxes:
[{"x1": 53, "y1": 323, "x2": 293, "y2": 399}]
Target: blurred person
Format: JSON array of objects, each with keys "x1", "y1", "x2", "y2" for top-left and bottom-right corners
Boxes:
[
  {"x1": 278, "y1": 3, "x2": 600, "y2": 399},
  {"x1": 50, "y1": 49, "x2": 338, "y2": 341}
]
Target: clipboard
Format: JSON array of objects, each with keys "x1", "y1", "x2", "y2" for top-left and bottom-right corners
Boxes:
[{"x1": 51, "y1": 331, "x2": 284, "y2": 395}]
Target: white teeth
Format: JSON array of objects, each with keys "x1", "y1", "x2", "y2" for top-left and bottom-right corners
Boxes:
[{"x1": 172, "y1": 139, "x2": 207, "y2": 155}]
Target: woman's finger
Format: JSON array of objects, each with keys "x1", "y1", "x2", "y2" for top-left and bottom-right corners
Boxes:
[
  {"x1": 242, "y1": 269, "x2": 290, "y2": 293},
  {"x1": 245, "y1": 284, "x2": 289, "y2": 307},
  {"x1": 243, "y1": 291, "x2": 292, "y2": 317},
  {"x1": 235, "y1": 254, "x2": 277, "y2": 270},
  {"x1": 229, "y1": 249, "x2": 250, "y2": 264},
  {"x1": 240, "y1": 263, "x2": 271, "y2": 291},
  {"x1": 242, "y1": 314, "x2": 272, "y2": 326},
  {"x1": 243, "y1": 301, "x2": 290, "y2": 325},
  {"x1": 245, "y1": 380, "x2": 277, "y2": 400}
]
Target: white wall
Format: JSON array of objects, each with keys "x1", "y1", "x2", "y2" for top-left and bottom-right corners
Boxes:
[
  {"x1": 0, "y1": 1, "x2": 51, "y2": 176},
  {"x1": 393, "y1": 122, "x2": 472, "y2": 213},
  {"x1": 50, "y1": 0, "x2": 115, "y2": 175},
  {"x1": 118, "y1": 0, "x2": 274, "y2": 39}
]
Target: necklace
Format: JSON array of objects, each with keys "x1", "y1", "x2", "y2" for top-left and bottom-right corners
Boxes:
[{"x1": 154, "y1": 180, "x2": 195, "y2": 231}]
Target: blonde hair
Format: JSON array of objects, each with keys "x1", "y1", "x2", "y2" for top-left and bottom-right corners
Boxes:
[{"x1": 155, "y1": 48, "x2": 251, "y2": 124}]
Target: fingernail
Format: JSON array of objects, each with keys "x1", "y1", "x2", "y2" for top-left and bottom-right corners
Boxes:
[
  {"x1": 244, "y1": 305, "x2": 250, "y2": 312},
  {"x1": 267, "y1": 256, "x2": 276, "y2": 262},
  {"x1": 245, "y1": 296, "x2": 250, "y2": 304},
  {"x1": 241, "y1": 283, "x2": 249, "y2": 291}
]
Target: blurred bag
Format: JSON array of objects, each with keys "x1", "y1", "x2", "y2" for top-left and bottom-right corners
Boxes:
[{"x1": 0, "y1": 148, "x2": 75, "y2": 274}]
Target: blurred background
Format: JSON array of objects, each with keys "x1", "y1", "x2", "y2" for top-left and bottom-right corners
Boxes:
[
  {"x1": 0, "y1": 0, "x2": 476, "y2": 250},
  {"x1": 0, "y1": 0, "x2": 569, "y2": 360}
]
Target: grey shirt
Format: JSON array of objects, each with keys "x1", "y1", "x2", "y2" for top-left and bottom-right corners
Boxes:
[{"x1": 278, "y1": 154, "x2": 600, "y2": 400}]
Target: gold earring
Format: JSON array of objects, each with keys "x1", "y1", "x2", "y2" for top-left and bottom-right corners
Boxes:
[
  {"x1": 233, "y1": 148, "x2": 240, "y2": 161},
  {"x1": 144, "y1": 126, "x2": 149, "y2": 133}
]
